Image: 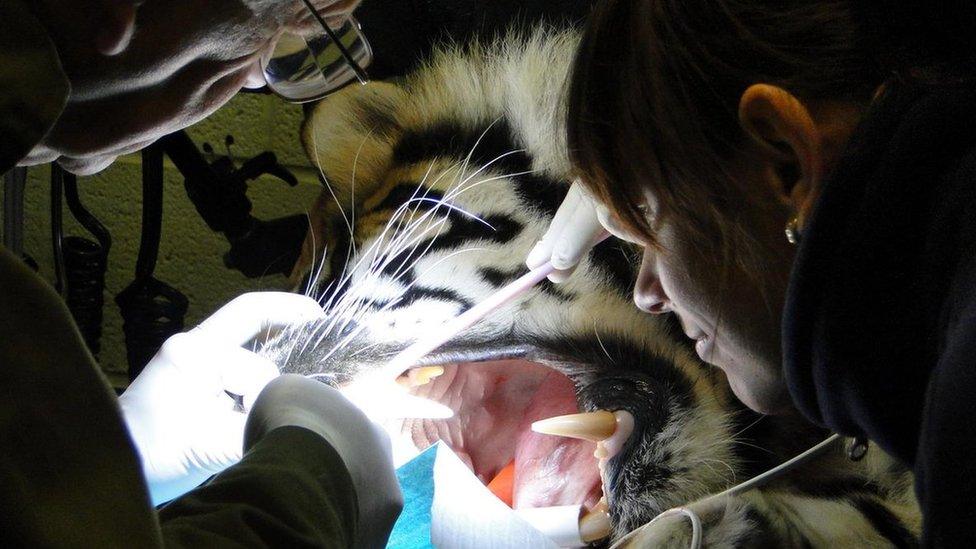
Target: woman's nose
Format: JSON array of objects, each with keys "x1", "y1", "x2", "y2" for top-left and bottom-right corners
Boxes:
[{"x1": 634, "y1": 251, "x2": 671, "y2": 314}]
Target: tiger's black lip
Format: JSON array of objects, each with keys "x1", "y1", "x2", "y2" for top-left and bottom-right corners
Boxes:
[{"x1": 403, "y1": 341, "x2": 535, "y2": 369}]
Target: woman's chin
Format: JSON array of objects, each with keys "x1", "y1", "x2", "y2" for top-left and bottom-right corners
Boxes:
[{"x1": 726, "y1": 369, "x2": 791, "y2": 415}]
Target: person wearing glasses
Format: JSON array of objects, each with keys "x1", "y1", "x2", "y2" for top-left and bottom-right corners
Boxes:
[{"x1": 1, "y1": 0, "x2": 401, "y2": 547}]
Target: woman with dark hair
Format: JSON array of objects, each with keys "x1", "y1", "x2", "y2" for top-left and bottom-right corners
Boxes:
[{"x1": 528, "y1": 0, "x2": 976, "y2": 545}]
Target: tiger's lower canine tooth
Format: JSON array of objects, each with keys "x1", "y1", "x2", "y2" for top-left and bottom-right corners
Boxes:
[
  {"x1": 531, "y1": 410, "x2": 617, "y2": 442},
  {"x1": 579, "y1": 507, "x2": 612, "y2": 543}
]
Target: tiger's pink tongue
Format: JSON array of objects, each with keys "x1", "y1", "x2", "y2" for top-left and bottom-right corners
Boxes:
[{"x1": 512, "y1": 371, "x2": 602, "y2": 509}]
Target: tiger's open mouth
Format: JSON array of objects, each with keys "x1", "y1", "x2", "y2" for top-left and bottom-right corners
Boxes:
[
  {"x1": 405, "y1": 360, "x2": 604, "y2": 507},
  {"x1": 388, "y1": 350, "x2": 635, "y2": 544}
]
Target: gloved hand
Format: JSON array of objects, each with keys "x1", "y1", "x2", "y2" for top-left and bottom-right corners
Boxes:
[
  {"x1": 526, "y1": 181, "x2": 607, "y2": 283},
  {"x1": 118, "y1": 292, "x2": 324, "y2": 505},
  {"x1": 246, "y1": 374, "x2": 404, "y2": 549}
]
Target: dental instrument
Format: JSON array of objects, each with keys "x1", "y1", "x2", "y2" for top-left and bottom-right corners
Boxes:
[{"x1": 380, "y1": 231, "x2": 611, "y2": 379}]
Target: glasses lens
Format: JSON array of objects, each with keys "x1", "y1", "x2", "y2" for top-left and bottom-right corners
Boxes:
[{"x1": 262, "y1": 17, "x2": 372, "y2": 103}]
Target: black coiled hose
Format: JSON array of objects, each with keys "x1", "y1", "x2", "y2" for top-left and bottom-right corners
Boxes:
[
  {"x1": 51, "y1": 166, "x2": 112, "y2": 358},
  {"x1": 62, "y1": 237, "x2": 108, "y2": 356},
  {"x1": 116, "y1": 144, "x2": 188, "y2": 380},
  {"x1": 64, "y1": 172, "x2": 111, "y2": 358}
]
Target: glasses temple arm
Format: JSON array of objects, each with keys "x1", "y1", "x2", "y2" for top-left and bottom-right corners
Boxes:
[{"x1": 298, "y1": 0, "x2": 369, "y2": 85}]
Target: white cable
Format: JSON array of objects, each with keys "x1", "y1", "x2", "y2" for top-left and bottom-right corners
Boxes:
[
  {"x1": 609, "y1": 434, "x2": 843, "y2": 549},
  {"x1": 609, "y1": 506, "x2": 702, "y2": 549}
]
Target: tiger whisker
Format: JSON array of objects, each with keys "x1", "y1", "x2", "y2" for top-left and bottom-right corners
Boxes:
[
  {"x1": 320, "y1": 208, "x2": 458, "y2": 348},
  {"x1": 346, "y1": 340, "x2": 389, "y2": 359},
  {"x1": 406, "y1": 198, "x2": 497, "y2": 231},
  {"x1": 302, "y1": 209, "x2": 318, "y2": 298},
  {"x1": 329, "y1": 207, "x2": 448, "y2": 318},
  {"x1": 444, "y1": 169, "x2": 537, "y2": 208},
  {"x1": 316, "y1": 125, "x2": 522, "y2": 320},
  {"x1": 319, "y1": 167, "x2": 525, "y2": 352},
  {"x1": 308, "y1": 241, "x2": 331, "y2": 303},
  {"x1": 437, "y1": 142, "x2": 530, "y2": 201},
  {"x1": 319, "y1": 244, "x2": 487, "y2": 365},
  {"x1": 317, "y1": 295, "x2": 407, "y2": 364},
  {"x1": 456, "y1": 116, "x2": 503, "y2": 189},
  {"x1": 310, "y1": 127, "x2": 356, "y2": 248},
  {"x1": 348, "y1": 130, "x2": 375, "y2": 259},
  {"x1": 411, "y1": 246, "x2": 488, "y2": 281},
  {"x1": 594, "y1": 326, "x2": 615, "y2": 364},
  {"x1": 442, "y1": 149, "x2": 529, "y2": 202},
  {"x1": 299, "y1": 131, "x2": 536, "y2": 365},
  {"x1": 728, "y1": 413, "x2": 767, "y2": 441}
]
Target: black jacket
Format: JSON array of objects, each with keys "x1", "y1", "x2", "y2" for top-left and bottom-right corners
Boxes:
[{"x1": 784, "y1": 81, "x2": 976, "y2": 546}]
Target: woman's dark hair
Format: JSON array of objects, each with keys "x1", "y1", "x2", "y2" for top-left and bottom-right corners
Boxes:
[{"x1": 566, "y1": 0, "x2": 885, "y2": 255}]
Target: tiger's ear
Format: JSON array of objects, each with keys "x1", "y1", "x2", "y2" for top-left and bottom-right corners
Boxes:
[
  {"x1": 301, "y1": 81, "x2": 409, "y2": 207},
  {"x1": 292, "y1": 81, "x2": 408, "y2": 287}
]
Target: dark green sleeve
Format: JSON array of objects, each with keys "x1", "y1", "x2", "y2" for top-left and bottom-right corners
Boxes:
[
  {"x1": 0, "y1": 247, "x2": 162, "y2": 548},
  {"x1": 159, "y1": 426, "x2": 359, "y2": 548}
]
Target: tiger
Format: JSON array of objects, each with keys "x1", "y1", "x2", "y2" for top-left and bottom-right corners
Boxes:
[{"x1": 258, "y1": 28, "x2": 922, "y2": 547}]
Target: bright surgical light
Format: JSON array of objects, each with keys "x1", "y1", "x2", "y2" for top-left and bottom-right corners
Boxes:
[{"x1": 340, "y1": 372, "x2": 455, "y2": 420}]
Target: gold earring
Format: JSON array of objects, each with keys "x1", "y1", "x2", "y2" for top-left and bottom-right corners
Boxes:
[{"x1": 785, "y1": 216, "x2": 800, "y2": 245}]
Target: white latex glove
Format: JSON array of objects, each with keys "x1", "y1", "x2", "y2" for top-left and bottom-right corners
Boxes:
[
  {"x1": 118, "y1": 292, "x2": 324, "y2": 505},
  {"x1": 526, "y1": 180, "x2": 606, "y2": 283}
]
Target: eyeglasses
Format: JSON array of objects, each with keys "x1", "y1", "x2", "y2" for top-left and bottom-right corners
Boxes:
[{"x1": 261, "y1": 0, "x2": 372, "y2": 103}]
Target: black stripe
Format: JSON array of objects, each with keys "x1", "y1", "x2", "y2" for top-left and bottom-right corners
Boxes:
[
  {"x1": 479, "y1": 266, "x2": 576, "y2": 302},
  {"x1": 590, "y1": 238, "x2": 641, "y2": 299},
  {"x1": 354, "y1": 100, "x2": 402, "y2": 137},
  {"x1": 374, "y1": 182, "x2": 441, "y2": 212},
  {"x1": 511, "y1": 171, "x2": 570, "y2": 218},
  {"x1": 396, "y1": 286, "x2": 473, "y2": 310},
  {"x1": 852, "y1": 497, "x2": 919, "y2": 549},
  {"x1": 478, "y1": 266, "x2": 513, "y2": 287},
  {"x1": 392, "y1": 120, "x2": 574, "y2": 221},
  {"x1": 393, "y1": 120, "x2": 524, "y2": 169},
  {"x1": 378, "y1": 212, "x2": 523, "y2": 281}
]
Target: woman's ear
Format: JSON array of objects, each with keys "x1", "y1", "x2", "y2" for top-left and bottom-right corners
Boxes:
[{"x1": 737, "y1": 84, "x2": 823, "y2": 224}]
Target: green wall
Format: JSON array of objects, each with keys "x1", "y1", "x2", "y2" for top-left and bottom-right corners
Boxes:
[{"x1": 8, "y1": 93, "x2": 323, "y2": 387}]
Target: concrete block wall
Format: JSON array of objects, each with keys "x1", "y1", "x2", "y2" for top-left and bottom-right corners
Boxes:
[{"x1": 7, "y1": 92, "x2": 324, "y2": 387}]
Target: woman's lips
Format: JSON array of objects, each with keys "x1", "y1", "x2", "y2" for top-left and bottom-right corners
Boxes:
[{"x1": 680, "y1": 318, "x2": 714, "y2": 362}]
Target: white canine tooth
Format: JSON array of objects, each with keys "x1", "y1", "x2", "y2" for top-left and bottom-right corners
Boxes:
[
  {"x1": 579, "y1": 506, "x2": 612, "y2": 543},
  {"x1": 531, "y1": 410, "x2": 617, "y2": 442},
  {"x1": 408, "y1": 365, "x2": 445, "y2": 387}
]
